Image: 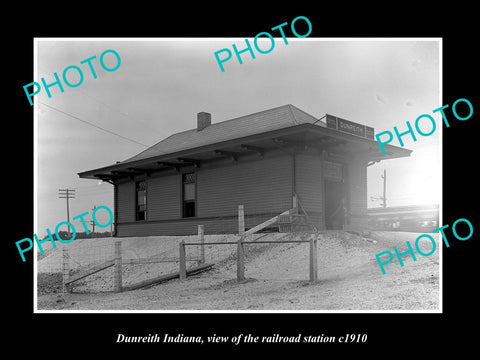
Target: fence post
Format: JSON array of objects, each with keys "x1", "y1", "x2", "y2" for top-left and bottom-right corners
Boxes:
[
  {"x1": 198, "y1": 225, "x2": 205, "y2": 264},
  {"x1": 238, "y1": 205, "x2": 245, "y2": 235},
  {"x1": 237, "y1": 235, "x2": 245, "y2": 282},
  {"x1": 62, "y1": 248, "x2": 69, "y2": 294},
  {"x1": 237, "y1": 205, "x2": 246, "y2": 281},
  {"x1": 114, "y1": 241, "x2": 122, "y2": 292},
  {"x1": 179, "y1": 240, "x2": 186, "y2": 280},
  {"x1": 293, "y1": 194, "x2": 298, "y2": 211},
  {"x1": 309, "y1": 235, "x2": 318, "y2": 283}
]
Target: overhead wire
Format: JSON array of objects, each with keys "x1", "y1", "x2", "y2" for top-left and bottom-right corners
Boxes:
[
  {"x1": 39, "y1": 102, "x2": 152, "y2": 149},
  {"x1": 76, "y1": 88, "x2": 160, "y2": 132}
]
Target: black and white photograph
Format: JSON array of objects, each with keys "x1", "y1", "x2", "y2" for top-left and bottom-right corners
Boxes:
[
  {"x1": 33, "y1": 38, "x2": 442, "y2": 312},
  {"x1": 7, "y1": 7, "x2": 478, "y2": 354}
]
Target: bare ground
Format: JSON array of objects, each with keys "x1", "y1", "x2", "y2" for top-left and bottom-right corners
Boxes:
[{"x1": 36, "y1": 231, "x2": 440, "y2": 311}]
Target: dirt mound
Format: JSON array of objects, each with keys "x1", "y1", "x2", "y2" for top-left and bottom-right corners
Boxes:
[
  {"x1": 37, "y1": 273, "x2": 63, "y2": 295},
  {"x1": 37, "y1": 233, "x2": 278, "y2": 294},
  {"x1": 37, "y1": 230, "x2": 440, "y2": 310}
]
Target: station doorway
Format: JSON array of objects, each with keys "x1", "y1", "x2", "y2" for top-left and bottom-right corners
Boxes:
[{"x1": 325, "y1": 180, "x2": 347, "y2": 230}]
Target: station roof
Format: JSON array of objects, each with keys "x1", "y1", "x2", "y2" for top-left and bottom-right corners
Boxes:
[{"x1": 78, "y1": 104, "x2": 411, "y2": 182}]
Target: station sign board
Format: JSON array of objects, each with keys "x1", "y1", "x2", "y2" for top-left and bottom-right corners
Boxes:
[{"x1": 326, "y1": 114, "x2": 374, "y2": 140}]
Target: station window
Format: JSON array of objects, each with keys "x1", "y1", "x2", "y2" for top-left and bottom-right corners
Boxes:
[
  {"x1": 182, "y1": 172, "x2": 196, "y2": 218},
  {"x1": 136, "y1": 180, "x2": 147, "y2": 221}
]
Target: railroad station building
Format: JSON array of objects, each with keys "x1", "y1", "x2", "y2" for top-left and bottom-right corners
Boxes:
[{"x1": 78, "y1": 104, "x2": 411, "y2": 236}]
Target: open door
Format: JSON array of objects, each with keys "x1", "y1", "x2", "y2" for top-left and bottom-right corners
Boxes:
[{"x1": 325, "y1": 180, "x2": 347, "y2": 230}]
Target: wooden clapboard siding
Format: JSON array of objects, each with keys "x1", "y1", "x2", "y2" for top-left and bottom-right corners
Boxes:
[
  {"x1": 116, "y1": 212, "x2": 280, "y2": 237},
  {"x1": 294, "y1": 152, "x2": 324, "y2": 229},
  {"x1": 115, "y1": 153, "x2": 293, "y2": 236},
  {"x1": 116, "y1": 181, "x2": 135, "y2": 223},
  {"x1": 294, "y1": 152, "x2": 323, "y2": 214},
  {"x1": 114, "y1": 149, "x2": 370, "y2": 236},
  {"x1": 197, "y1": 154, "x2": 292, "y2": 217},
  {"x1": 147, "y1": 174, "x2": 181, "y2": 220}
]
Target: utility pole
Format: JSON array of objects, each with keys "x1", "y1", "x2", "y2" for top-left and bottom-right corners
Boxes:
[
  {"x1": 58, "y1": 189, "x2": 75, "y2": 237},
  {"x1": 381, "y1": 169, "x2": 387, "y2": 208},
  {"x1": 90, "y1": 205, "x2": 97, "y2": 234},
  {"x1": 370, "y1": 169, "x2": 387, "y2": 208}
]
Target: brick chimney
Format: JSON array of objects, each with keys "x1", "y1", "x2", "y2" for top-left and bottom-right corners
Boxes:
[{"x1": 197, "y1": 112, "x2": 211, "y2": 131}]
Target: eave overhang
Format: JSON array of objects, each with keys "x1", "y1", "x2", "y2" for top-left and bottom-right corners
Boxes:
[{"x1": 78, "y1": 123, "x2": 411, "y2": 181}]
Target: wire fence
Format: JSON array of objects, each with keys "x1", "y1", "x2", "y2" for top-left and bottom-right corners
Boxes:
[
  {"x1": 36, "y1": 233, "x2": 276, "y2": 293},
  {"x1": 182, "y1": 232, "x2": 317, "y2": 282},
  {"x1": 37, "y1": 239, "x2": 115, "y2": 274},
  {"x1": 37, "y1": 239, "x2": 117, "y2": 294},
  {"x1": 37, "y1": 197, "x2": 316, "y2": 292},
  {"x1": 164, "y1": 233, "x2": 278, "y2": 282},
  {"x1": 37, "y1": 203, "x2": 319, "y2": 294}
]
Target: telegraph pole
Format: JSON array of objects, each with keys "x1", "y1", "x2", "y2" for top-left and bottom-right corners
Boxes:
[
  {"x1": 381, "y1": 169, "x2": 387, "y2": 208},
  {"x1": 90, "y1": 205, "x2": 97, "y2": 234},
  {"x1": 370, "y1": 169, "x2": 387, "y2": 208},
  {"x1": 58, "y1": 189, "x2": 75, "y2": 237}
]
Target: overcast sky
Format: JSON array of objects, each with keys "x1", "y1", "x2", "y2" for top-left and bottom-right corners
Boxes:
[{"x1": 35, "y1": 38, "x2": 441, "y2": 237}]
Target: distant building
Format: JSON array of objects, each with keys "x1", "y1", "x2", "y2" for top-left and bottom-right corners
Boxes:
[
  {"x1": 78, "y1": 104, "x2": 411, "y2": 236},
  {"x1": 368, "y1": 204, "x2": 440, "y2": 232}
]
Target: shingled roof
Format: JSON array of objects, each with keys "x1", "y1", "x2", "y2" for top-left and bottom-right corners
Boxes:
[
  {"x1": 122, "y1": 104, "x2": 325, "y2": 163},
  {"x1": 78, "y1": 104, "x2": 411, "y2": 181}
]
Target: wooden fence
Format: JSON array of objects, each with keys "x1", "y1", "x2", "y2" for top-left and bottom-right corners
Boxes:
[
  {"x1": 62, "y1": 224, "x2": 211, "y2": 293},
  {"x1": 62, "y1": 195, "x2": 318, "y2": 293},
  {"x1": 179, "y1": 236, "x2": 317, "y2": 283},
  {"x1": 180, "y1": 199, "x2": 318, "y2": 283}
]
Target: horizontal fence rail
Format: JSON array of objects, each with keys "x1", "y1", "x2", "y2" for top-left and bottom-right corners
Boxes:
[
  {"x1": 179, "y1": 236, "x2": 317, "y2": 283},
  {"x1": 54, "y1": 197, "x2": 318, "y2": 294},
  {"x1": 182, "y1": 240, "x2": 310, "y2": 246}
]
